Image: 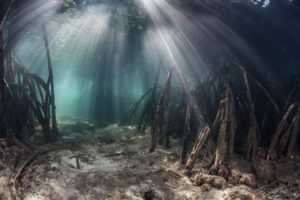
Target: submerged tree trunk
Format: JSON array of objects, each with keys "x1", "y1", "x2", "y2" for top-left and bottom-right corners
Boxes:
[
  {"x1": 42, "y1": 24, "x2": 58, "y2": 140},
  {"x1": 287, "y1": 106, "x2": 300, "y2": 158},
  {"x1": 120, "y1": 88, "x2": 152, "y2": 125},
  {"x1": 278, "y1": 116, "x2": 294, "y2": 156},
  {"x1": 149, "y1": 69, "x2": 172, "y2": 153},
  {"x1": 181, "y1": 105, "x2": 191, "y2": 164},
  {"x1": 209, "y1": 75, "x2": 236, "y2": 178},
  {"x1": 137, "y1": 68, "x2": 160, "y2": 134},
  {"x1": 243, "y1": 71, "x2": 259, "y2": 161},
  {"x1": 0, "y1": 1, "x2": 14, "y2": 144},
  {"x1": 0, "y1": 30, "x2": 14, "y2": 144},
  {"x1": 267, "y1": 103, "x2": 298, "y2": 160},
  {"x1": 184, "y1": 125, "x2": 210, "y2": 175},
  {"x1": 210, "y1": 81, "x2": 230, "y2": 175},
  {"x1": 173, "y1": 67, "x2": 205, "y2": 127},
  {"x1": 164, "y1": 104, "x2": 170, "y2": 149},
  {"x1": 228, "y1": 88, "x2": 237, "y2": 157}
]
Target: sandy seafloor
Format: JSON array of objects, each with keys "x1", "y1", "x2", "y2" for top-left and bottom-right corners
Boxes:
[{"x1": 0, "y1": 120, "x2": 299, "y2": 200}]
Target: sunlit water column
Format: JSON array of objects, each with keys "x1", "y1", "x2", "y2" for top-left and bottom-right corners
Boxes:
[{"x1": 139, "y1": 0, "x2": 210, "y2": 125}]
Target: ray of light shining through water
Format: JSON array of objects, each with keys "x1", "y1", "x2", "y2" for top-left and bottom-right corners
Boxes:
[{"x1": 8, "y1": 0, "x2": 276, "y2": 123}]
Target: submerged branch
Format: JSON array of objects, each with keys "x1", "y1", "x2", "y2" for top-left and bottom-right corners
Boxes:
[
  {"x1": 149, "y1": 68, "x2": 173, "y2": 152},
  {"x1": 42, "y1": 24, "x2": 58, "y2": 139},
  {"x1": 0, "y1": 0, "x2": 14, "y2": 30},
  {"x1": 231, "y1": 62, "x2": 280, "y2": 113}
]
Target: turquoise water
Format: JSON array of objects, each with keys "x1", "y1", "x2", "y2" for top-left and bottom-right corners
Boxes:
[{"x1": 5, "y1": 0, "x2": 300, "y2": 123}]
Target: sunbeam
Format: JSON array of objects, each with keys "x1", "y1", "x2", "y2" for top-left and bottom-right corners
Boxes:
[{"x1": 0, "y1": 0, "x2": 300, "y2": 199}]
